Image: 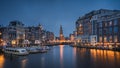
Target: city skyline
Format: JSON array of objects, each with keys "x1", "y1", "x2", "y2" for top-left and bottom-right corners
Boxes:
[
  {"x1": 0, "y1": 1, "x2": 120, "y2": 68},
  {"x1": 0, "y1": 0, "x2": 120, "y2": 36}
]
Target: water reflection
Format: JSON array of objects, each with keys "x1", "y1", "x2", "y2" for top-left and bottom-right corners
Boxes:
[
  {"x1": 90, "y1": 49, "x2": 120, "y2": 68},
  {"x1": 73, "y1": 47, "x2": 76, "y2": 58},
  {"x1": 0, "y1": 54, "x2": 5, "y2": 68},
  {"x1": 72, "y1": 47, "x2": 77, "y2": 68},
  {"x1": 21, "y1": 57, "x2": 27, "y2": 68},
  {"x1": 41, "y1": 57, "x2": 45, "y2": 68},
  {"x1": 59, "y1": 45, "x2": 64, "y2": 68},
  {"x1": 4, "y1": 54, "x2": 18, "y2": 61},
  {"x1": 75, "y1": 48, "x2": 120, "y2": 68},
  {"x1": 0, "y1": 46, "x2": 120, "y2": 68}
]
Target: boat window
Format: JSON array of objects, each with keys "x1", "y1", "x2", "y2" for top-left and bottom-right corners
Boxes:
[{"x1": 21, "y1": 50, "x2": 25, "y2": 52}]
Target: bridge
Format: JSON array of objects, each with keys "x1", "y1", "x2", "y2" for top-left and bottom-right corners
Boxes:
[
  {"x1": 44, "y1": 40, "x2": 74, "y2": 46},
  {"x1": 45, "y1": 42, "x2": 74, "y2": 46}
]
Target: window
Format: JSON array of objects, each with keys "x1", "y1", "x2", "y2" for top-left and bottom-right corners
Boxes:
[
  {"x1": 109, "y1": 36, "x2": 112, "y2": 42},
  {"x1": 103, "y1": 28, "x2": 107, "y2": 34},
  {"x1": 109, "y1": 21, "x2": 112, "y2": 26},
  {"x1": 99, "y1": 22, "x2": 102, "y2": 27},
  {"x1": 109, "y1": 27, "x2": 112, "y2": 34},
  {"x1": 92, "y1": 37, "x2": 96, "y2": 42},
  {"x1": 99, "y1": 36, "x2": 102, "y2": 42},
  {"x1": 99, "y1": 29, "x2": 102, "y2": 35},
  {"x1": 104, "y1": 36, "x2": 107, "y2": 42},
  {"x1": 114, "y1": 35, "x2": 118, "y2": 42},
  {"x1": 114, "y1": 19, "x2": 118, "y2": 25},
  {"x1": 114, "y1": 27, "x2": 118, "y2": 33},
  {"x1": 104, "y1": 23, "x2": 107, "y2": 27},
  {"x1": 79, "y1": 24, "x2": 82, "y2": 27}
]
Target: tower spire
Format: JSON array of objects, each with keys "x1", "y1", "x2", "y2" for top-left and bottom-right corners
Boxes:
[
  {"x1": 60, "y1": 25, "x2": 63, "y2": 35},
  {"x1": 59, "y1": 25, "x2": 65, "y2": 41}
]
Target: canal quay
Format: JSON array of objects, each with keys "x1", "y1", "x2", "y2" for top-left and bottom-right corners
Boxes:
[{"x1": 0, "y1": 45, "x2": 120, "y2": 68}]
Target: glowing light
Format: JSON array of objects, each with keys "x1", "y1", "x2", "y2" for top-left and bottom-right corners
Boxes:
[
  {"x1": 90, "y1": 49, "x2": 120, "y2": 63},
  {"x1": 0, "y1": 55, "x2": 5, "y2": 68},
  {"x1": 60, "y1": 45, "x2": 64, "y2": 68},
  {"x1": 12, "y1": 40, "x2": 16, "y2": 45},
  {"x1": 21, "y1": 59, "x2": 27, "y2": 68}
]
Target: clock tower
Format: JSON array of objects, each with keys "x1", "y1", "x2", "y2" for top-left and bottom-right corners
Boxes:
[{"x1": 59, "y1": 25, "x2": 65, "y2": 41}]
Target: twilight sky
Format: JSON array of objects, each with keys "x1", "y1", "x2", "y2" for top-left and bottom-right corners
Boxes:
[{"x1": 0, "y1": 0, "x2": 120, "y2": 36}]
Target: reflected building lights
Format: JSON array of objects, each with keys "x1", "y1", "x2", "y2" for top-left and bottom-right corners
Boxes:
[
  {"x1": 59, "y1": 45, "x2": 64, "y2": 68},
  {"x1": 90, "y1": 49, "x2": 120, "y2": 65},
  {"x1": 72, "y1": 47, "x2": 77, "y2": 68},
  {"x1": 21, "y1": 59, "x2": 27, "y2": 68},
  {"x1": 73, "y1": 47, "x2": 76, "y2": 59},
  {"x1": 41, "y1": 57, "x2": 45, "y2": 68},
  {"x1": 0, "y1": 55, "x2": 5, "y2": 68}
]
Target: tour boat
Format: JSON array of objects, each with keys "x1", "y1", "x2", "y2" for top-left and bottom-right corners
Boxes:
[{"x1": 4, "y1": 48, "x2": 29, "y2": 56}]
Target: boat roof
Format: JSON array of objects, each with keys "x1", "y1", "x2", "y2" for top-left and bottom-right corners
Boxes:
[{"x1": 5, "y1": 47, "x2": 26, "y2": 50}]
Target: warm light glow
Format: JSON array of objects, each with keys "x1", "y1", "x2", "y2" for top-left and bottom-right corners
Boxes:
[
  {"x1": 60, "y1": 45, "x2": 64, "y2": 60},
  {"x1": 0, "y1": 39, "x2": 6, "y2": 46},
  {"x1": 1, "y1": 39, "x2": 3, "y2": 41},
  {"x1": 104, "y1": 36, "x2": 107, "y2": 42},
  {"x1": 99, "y1": 36, "x2": 102, "y2": 42},
  {"x1": 114, "y1": 35, "x2": 118, "y2": 42},
  {"x1": 35, "y1": 40, "x2": 40, "y2": 44},
  {"x1": 12, "y1": 40, "x2": 16, "y2": 45},
  {"x1": 21, "y1": 58, "x2": 27, "y2": 68},
  {"x1": 59, "y1": 45, "x2": 64, "y2": 68},
  {"x1": 73, "y1": 47, "x2": 76, "y2": 59},
  {"x1": 2, "y1": 41, "x2": 6, "y2": 46},
  {"x1": 90, "y1": 49, "x2": 120, "y2": 63},
  {"x1": 60, "y1": 40, "x2": 65, "y2": 43},
  {"x1": 0, "y1": 55, "x2": 5, "y2": 68}
]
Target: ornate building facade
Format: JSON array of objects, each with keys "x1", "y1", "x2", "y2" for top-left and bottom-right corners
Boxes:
[{"x1": 0, "y1": 21, "x2": 54, "y2": 47}]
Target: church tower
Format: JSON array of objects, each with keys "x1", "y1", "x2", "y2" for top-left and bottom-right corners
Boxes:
[{"x1": 59, "y1": 25, "x2": 65, "y2": 41}]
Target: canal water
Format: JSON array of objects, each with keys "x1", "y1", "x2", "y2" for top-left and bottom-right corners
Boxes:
[{"x1": 0, "y1": 45, "x2": 120, "y2": 68}]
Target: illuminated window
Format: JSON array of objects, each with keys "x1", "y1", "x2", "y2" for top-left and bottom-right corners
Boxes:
[
  {"x1": 78, "y1": 24, "x2": 83, "y2": 34},
  {"x1": 114, "y1": 35, "x2": 118, "y2": 42},
  {"x1": 79, "y1": 24, "x2": 82, "y2": 27},
  {"x1": 92, "y1": 37, "x2": 96, "y2": 42},
  {"x1": 99, "y1": 36, "x2": 102, "y2": 42},
  {"x1": 12, "y1": 40, "x2": 16, "y2": 45},
  {"x1": 104, "y1": 36, "x2": 107, "y2": 42},
  {"x1": 109, "y1": 21, "x2": 112, "y2": 26},
  {"x1": 104, "y1": 23, "x2": 107, "y2": 27},
  {"x1": 109, "y1": 36, "x2": 112, "y2": 42}
]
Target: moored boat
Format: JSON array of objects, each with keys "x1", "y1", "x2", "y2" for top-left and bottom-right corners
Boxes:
[
  {"x1": 4, "y1": 48, "x2": 29, "y2": 56},
  {"x1": 27, "y1": 47, "x2": 40, "y2": 54},
  {"x1": 44, "y1": 46, "x2": 50, "y2": 50}
]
